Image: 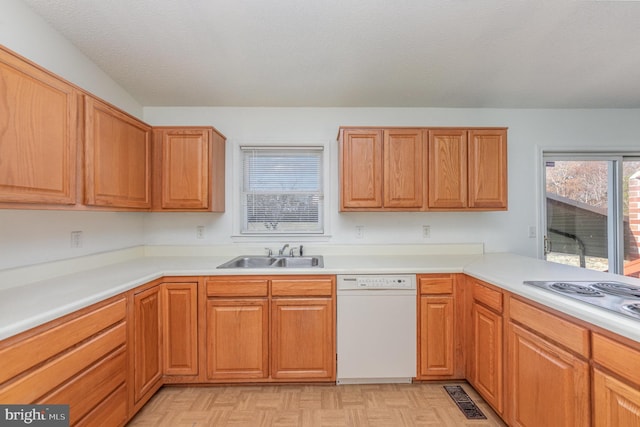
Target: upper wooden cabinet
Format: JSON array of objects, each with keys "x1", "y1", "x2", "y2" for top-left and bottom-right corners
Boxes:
[
  {"x1": 84, "y1": 96, "x2": 151, "y2": 209},
  {"x1": 338, "y1": 126, "x2": 507, "y2": 211},
  {"x1": 339, "y1": 128, "x2": 383, "y2": 209},
  {"x1": 468, "y1": 129, "x2": 508, "y2": 209},
  {"x1": 339, "y1": 128, "x2": 424, "y2": 211},
  {"x1": 428, "y1": 129, "x2": 467, "y2": 209},
  {"x1": 428, "y1": 128, "x2": 508, "y2": 210},
  {"x1": 0, "y1": 46, "x2": 79, "y2": 205},
  {"x1": 152, "y1": 127, "x2": 225, "y2": 211}
]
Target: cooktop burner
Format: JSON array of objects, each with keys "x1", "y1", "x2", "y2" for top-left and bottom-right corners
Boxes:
[
  {"x1": 591, "y1": 282, "x2": 640, "y2": 298},
  {"x1": 523, "y1": 280, "x2": 640, "y2": 320},
  {"x1": 549, "y1": 282, "x2": 604, "y2": 297},
  {"x1": 623, "y1": 303, "x2": 640, "y2": 316}
]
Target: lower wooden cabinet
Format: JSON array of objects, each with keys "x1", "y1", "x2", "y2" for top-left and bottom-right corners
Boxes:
[
  {"x1": 0, "y1": 296, "x2": 128, "y2": 427},
  {"x1": 205, "y1": 275, "x2": 336, "y2": 383},
  {"x1": 592, "y1": 332, "x2": 640, "y2": 426},
  {"x1": 206, "y1": 298, "x2": 269, "y2": 380},
  {"x1": 271, "y1": 298, "x2": 335, "y2": 380},
  {"x1": 132, "y1": 284, "x2": 162, "y2": 405},
  {"x1": 162, "y1": 282, "x2": 198, "y2": 377},
  {"x1": 507, "y1": 322, "x2": 590, "y2": 427},
  {"x1": 416, "y1": 274, "x2": 462, "y2": 380},
  {"x1": 468, "y1": 279, "x2": 504, "y2": 415}
]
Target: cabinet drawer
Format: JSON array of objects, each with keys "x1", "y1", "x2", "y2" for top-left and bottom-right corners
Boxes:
[
  {"x1": 271, "y1": 278, "x2": 334, "y2": 297},
  {"x1": 592, "y1": 333, "x2": 640, "y2": 386},
  {"x1": 0, "y1": 322, "x2": 126, "y2": 403},
  {"x1": 0, "y1": 297, "x2": 126, "y2": 384},
  {"x1": 39, "y1": 347, "x2": 127, "y2": 425},
  {"x1": 472, "y1": 280, "x2": 503, "y2": 313},
  {"x1": 419, "y1": 275, "x2": 453, "y2": 295},
  {"x1": 206, "y1": 278, "x2": 268, "y2": 297},
  {"x1": 75, "y1": 383, "x2": 127, "y2": 427},
  {"x1": 509, "y1": 298, "x2": 589, "y2": 358}
]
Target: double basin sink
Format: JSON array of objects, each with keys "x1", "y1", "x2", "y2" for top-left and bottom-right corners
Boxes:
[{"x1": 217, "y1": 255, "x2": 324, "y2": 269}]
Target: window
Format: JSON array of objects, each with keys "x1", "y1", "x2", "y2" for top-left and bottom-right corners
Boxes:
[
  {"x1": 543, "y1": 153, "x2": 640, "y2": 277},
  {"x1": 240, "y1": 146, "x2": 324, "y2": 234}
]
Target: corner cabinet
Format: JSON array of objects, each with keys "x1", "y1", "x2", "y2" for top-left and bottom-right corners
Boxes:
[
  {"x1": 467, "y1": 278, "x2": 504, "y2": 416},
  {"x1": 152, "y1": 127, "x2": 226, "y2": 212},
  {"x1": 161, "y1": 281, "x2": 199, "y2": 378},
  {"x1": 338, "y1": 126, "x2": 507, "y2": 211},
  {"x1": 131, "y1": 283, "x2": 162, "y2": 408},
  {"x1": 84, "y1": 96, "x2": 151, "y2": 209},
  {"x1": 205, "y1": 275, "x2": 336, "y2": 383},
  {"x1": 0, "y1": 46, "x2": 79, "y2": 205}
]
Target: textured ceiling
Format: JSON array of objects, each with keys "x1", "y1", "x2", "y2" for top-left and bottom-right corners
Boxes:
[{"x1": 20, "y1": 0, "x2": 640, "y2": 108}]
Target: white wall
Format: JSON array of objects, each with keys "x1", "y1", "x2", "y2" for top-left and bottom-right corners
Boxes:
[
  {"x1": 0, "y1": 0, "x2": 147, "y2": 269},
  {"x1": 2, "y1": 0, "x2": 640, "y2": 270},
  {"x1": 0, "y1": 0, "x2": 142, "y2": 117},
  {"x1": 143, "y1": 107, "x2": 640, "y2": 256}
]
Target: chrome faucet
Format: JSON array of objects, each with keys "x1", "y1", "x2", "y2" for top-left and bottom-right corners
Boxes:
[{"x1": 278, "y1": 244, "x2": 290, "y2": 255}]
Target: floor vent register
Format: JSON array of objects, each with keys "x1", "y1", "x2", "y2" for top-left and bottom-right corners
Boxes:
[{"x1": 443, "y1": 385, "x2": 487, "y2": 420}]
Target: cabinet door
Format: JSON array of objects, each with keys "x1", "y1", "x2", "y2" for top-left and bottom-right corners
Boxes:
[
  {"x1": 133, "y1": 286, "x2": 162, "y2": 403},
  {"x1": 85, "y1": 96, "x2": 151, "y2": 209},
  {"x1": 340, "y1": 129, "x2": 383, "y2": 209},
  {"x1": 468, "y1": 129, "x2": 507, "y2": 209},
  {"x1": 271, "y1": 298, "x2": 335, "y2": 381},
  {"x1": 593, "y1": 368, "x2": 640, "y2": 426},
  {"x1": 428, "y1": 129, "x2": 467, "y2": 208},
  {"x1": 156, "y1": 128, "x2": 210, "y2": 210},
  {"x1": 383, "y1": 129, "x2": 424, "y2": 208},
  {"x1": 0, "y1": 47, "x2": 78, "y2": 205},
  {"x1": 206, "y1": 299, "x2": 269, "y2": 380},
  {"x1": 470, "y1": 302, "x2": 503, "y2": 414},
  {"x1": 162, "y1": 283, "x2": 198, "y2": 376},
  {"x1": 508, "y1": 322, "x2": 590, "y2": 427},
  {"x1": 418, "y1": 296, "x2": 454, "y2": 378}
]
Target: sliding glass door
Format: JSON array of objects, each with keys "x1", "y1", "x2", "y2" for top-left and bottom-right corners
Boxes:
[{"x1": 543, "y1": 155, "x2": 640, "y2": 277}]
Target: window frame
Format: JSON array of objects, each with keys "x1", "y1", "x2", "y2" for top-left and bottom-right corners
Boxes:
[{"x1": 231, "y1": 140, "x2": 332, "y2": 240}]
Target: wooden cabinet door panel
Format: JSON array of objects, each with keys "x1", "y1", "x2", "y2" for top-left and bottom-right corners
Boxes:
[
  {"x1": 162, "y1": 283, "x2": 198, "y2": 376},
  {"x1": 133, "y1": 286, "x2": 162, "y2": 403},
  {"x1": 206, "y1": 299, "x2": 269, "y2": 380},
  {"x1": 85, "y1": 97, "x2": 151, "y2": 209},
  {"x1": 418, "y1": 296, "x2": 454, "y2": 377},
  {"x1": 383, "y1": 129, "x2": 424, "y2": 208},
  {"x1": 0, "y1": 48, "x2": 78, "y2": 204},
  {"x1": 593, "y1": 368, "x2": 640, "y2": 426},
  {"x1": 340, "y1": 129, "x2": 383, "y2": 208},
  {"x1": 508, "y1": 322, "x2": 590, "y2": 427},
  {"x1": 159, "y1": 129, "x2": 210, "y2": 209},
  {"x1": 271, "y1": 298, "x2": 335, "y2": 380},
  {"x1": 471, "y1": 302, "x2": 503, "y2": 414},
  {"x1": 428, "y1": 130, "x2": 467, "y2": 208},
  {"x1": 468, "y1": 129, "x2": 507, "y2": 209}
]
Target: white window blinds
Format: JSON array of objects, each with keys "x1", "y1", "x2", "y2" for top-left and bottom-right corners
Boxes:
[{"x1": 241, "y1": 146, "x2": 324, "y2": 234}]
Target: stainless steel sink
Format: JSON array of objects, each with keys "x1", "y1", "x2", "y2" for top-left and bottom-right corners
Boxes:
[{"x1": 217, "y1": 255, "x2": 324, "y2": 269}]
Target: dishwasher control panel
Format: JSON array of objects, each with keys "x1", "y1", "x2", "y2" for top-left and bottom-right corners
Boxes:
[{"x1": 337, "y1": 274, "x2": 416, "y2": 290}]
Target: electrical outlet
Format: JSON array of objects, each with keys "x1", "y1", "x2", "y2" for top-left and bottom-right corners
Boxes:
[
  {"x1": 355, "y1": 225, "x2": 364, "y2": 239},
  {"x1": 196, "y1": 225, "x2": 205, "y2": 239},
  {"x1": 422, "y1": 225, "x2": 431, "y2": 238},
  {"x1": 70, "y1": 231, "x2": 83, "y2": 248},
  {"x1": 528, "y1": 225, "x2": 537, "y2": 238}
]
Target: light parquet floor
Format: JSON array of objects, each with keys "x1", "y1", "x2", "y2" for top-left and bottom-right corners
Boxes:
[{"x1": 127, "y1": 382, "x2": 507, "y2": 427}]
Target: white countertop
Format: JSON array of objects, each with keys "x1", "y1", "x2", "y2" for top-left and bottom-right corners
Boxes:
[{"x1": 1, "y1": 248, "x2": 639, "y2": 343}]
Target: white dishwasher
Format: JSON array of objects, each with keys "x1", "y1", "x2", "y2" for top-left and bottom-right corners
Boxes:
[{"x1": 336, "y1": 274, "x2": 417, "y2": 384}]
